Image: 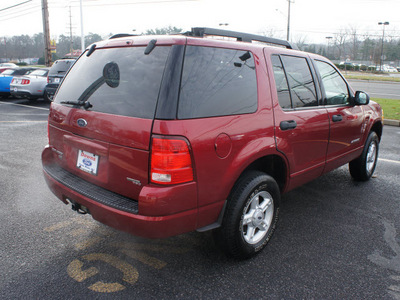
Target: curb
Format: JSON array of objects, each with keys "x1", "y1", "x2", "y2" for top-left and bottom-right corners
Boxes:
[{"x1": 384, "y1": 119, "x2": 400, "y2": 127}]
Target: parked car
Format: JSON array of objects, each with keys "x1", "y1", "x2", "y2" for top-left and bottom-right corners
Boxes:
[
  {"x1": 0, "y1": 67, "x2": 36, "y2": 98},
  {"x1": 45, "y1": 59, "x2": 75, "y2": 101},
  {"x1": 0, "y1": 62, "x2": 18, "y2": 74},
  {"x1": 10, "y1": 68, "x2": 49, "y2": 101},
  {"x1": 42, "y1": 28, "x2": 383, "y2": 259}
]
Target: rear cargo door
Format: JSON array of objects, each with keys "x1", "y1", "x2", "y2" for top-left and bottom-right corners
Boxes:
[{"x1": 50, "y1": 45, "x2": 172, "y2": 200}]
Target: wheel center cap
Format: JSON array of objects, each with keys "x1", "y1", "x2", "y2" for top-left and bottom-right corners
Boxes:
[{"x1": 252, "y1": 210, "x2": 264, "y2": 226}]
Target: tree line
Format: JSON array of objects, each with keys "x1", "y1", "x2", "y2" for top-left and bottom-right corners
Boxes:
[{"x1": 1, "y1": 26, "x2": 399, "y2": 66}]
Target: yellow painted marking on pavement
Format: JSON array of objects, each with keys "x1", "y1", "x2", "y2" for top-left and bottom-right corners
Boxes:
[
  {"x1": 380, "y1": 158, "x2": 400, "y2": 165},
  {"x1": 75, "y1": 237, "x2": 105, "y2": 250},
  {"x1": 89, "y1": 282, "x2": 125, "y2": 293},
  {"x1": 83, "y1": 253, "x2": 139, "y2": 285},
  {"x1": 43, "y1": 217, "x2": 81, "y2": 232},
  {"x1": 68, "y1": 253, "x2": 139, "y2": 293},
  {"x1": 69, "y1": 228, "x2": 88, "y2": 237},
  {"x1": 67, "y1": 259, "x2": 99, "y2": 282},
  {"x1": 121, "y1": 249, "x2": 167, "y2": 270}
]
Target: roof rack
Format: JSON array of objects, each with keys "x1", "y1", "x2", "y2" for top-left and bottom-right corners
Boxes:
[
  {"x1": 185, "y1": 27, "x2": 294, "y2": 49},
  {"x1": 109, "y1": 33, "x2": 137, "y2": 39}
]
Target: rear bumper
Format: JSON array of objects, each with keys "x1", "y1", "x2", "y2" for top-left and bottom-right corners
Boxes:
[
  {"x1": 11, "y1": 91, "x2": 39, "y2": 98},
  {"x1": 42, "y1": 146, "x2": 198, "y2": 239},
  {"x1": 45, "y1": 85, "x2": 58, "y2": 96}
]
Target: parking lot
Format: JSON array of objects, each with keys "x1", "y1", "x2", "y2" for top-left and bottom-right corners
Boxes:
[{"x1": 0, "y1": 97, "x2": 400, "y2": 299}]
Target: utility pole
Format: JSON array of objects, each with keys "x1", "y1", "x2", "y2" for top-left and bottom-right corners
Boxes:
[
  {"x1": 41, "y1": 0, "x2": 51, "y2": 66},
  {"x1": 80, "y1": 0, "x2": 85, "y2": 52},
  {"x1": 286, "y1": 0, "x2": 294, "y2": 41},
  {"x1": 69, "y1": 6, "x2": 73, "y2": 54},
  {"x1": 378, "y1": 21, "x2": 389, "y2": 71}
]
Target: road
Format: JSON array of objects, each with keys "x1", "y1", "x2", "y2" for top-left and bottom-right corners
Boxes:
[
  {"x1": 0, "y1": 97, "x2": 400, "y2": 299},
  {"x1": 348, "y1": 79, "x2": 400, "y2": 100}
]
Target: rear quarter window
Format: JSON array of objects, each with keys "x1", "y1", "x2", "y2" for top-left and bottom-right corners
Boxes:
[{"x1": 178, "y1": 46, "x2": 258, "y2": 119}]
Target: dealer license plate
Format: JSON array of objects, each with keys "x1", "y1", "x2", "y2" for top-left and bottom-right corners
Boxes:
[{"x1": 76, "y1": 150, "x2": 99, "y2": 175}]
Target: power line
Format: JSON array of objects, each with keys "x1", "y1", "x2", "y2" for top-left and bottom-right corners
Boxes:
[
  {"x1": 58, "y1": 0, "x2": 198, "y2": 7},
  {"x1": 0, "y1": 4, "x2": 41, "y2": 21},
  {"x1": 0, "y1": 0, "x2": 33, "y2": 12}
]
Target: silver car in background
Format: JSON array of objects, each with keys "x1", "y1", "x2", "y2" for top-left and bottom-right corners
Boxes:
[{"x1": 10, "y1": 68, "x2": 49, "y2": 101}]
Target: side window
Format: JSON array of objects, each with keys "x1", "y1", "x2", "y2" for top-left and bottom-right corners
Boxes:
[
  {"x1": 280, "y1": 55, "x2": 318, "y2": 108},
  {"x1": 315, "y1": 60, "x2": 349, "y2": 106},
  {"x1": 271, "y1": 55, "x2": 291, "y2": 109},
  {"x1": 178, "y1": 46, "x2": 258, "y2": 119}
]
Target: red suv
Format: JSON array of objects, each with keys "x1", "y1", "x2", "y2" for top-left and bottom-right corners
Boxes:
[{"x1": 42, "y1": 28, "x2": 383, "y2": 259}]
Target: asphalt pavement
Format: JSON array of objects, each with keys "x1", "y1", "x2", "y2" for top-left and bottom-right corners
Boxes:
[
  {"x1": 348, "y1": 79, "x2": 400, "y2": 100},
  {"x1": 0, "y1": 97, "x2": 399, "y2": 299}
]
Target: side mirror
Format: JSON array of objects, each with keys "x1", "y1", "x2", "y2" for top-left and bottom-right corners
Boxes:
[{"x1": 354, "y1": 91, "x2": 370, "y2": 105}]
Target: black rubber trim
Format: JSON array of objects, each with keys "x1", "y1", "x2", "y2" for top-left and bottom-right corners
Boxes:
[{"x1": 44, "y1": 164, "x2": 138, "y2": 214}]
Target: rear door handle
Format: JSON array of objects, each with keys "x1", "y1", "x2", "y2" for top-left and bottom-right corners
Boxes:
[
  {"x1": 280, "y1": 120, "x2": 297, "y2": 131},
  {"x1": 332, "y1": 114, "x2": 343, "y2": 122}
]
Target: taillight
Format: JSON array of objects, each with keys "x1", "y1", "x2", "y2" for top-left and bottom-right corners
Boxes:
[
  {"x1": 21, "y1": 79, "x2": 30, "y2": 85},
  {"x1": 47, "y1": 76, "x2": 49, "y2": 84},
  {"x1": 11, "y1": 78, "x2": 15, "y2": 83},
  {"x1": 150, "y1": 137, "x2": 193, "y2": 185}
]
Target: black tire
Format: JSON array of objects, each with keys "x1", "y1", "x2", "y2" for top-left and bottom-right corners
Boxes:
[
  {"x1": 349, "y1": 131, "x2": 379, "y2": 181},
  {"x1": 214, "y1": 171, "x2": 280, "y2": 259},
  {"x1": 44, "y1": 91, "x2": 52, "y2": 102}
]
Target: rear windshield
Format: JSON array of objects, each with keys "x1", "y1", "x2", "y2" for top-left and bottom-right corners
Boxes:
[
  {"x1": 49, "y1": 60, "x2": 75, "y2": 76},
  {"x1": 55, "y1": 46, "x2": 171, "y2": 119},
  {"x1": 30, "y1": 69, "x2": 48, "y2": 77}
]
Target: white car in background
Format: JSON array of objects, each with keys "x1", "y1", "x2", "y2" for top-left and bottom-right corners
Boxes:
[{"x1": 10, "y1": 68, "x2": 49, "y2": 101}]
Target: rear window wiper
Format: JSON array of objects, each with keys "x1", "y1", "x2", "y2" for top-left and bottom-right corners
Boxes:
[{"x1": 60, "y1": 100, "x2": 93, "y2": 109}]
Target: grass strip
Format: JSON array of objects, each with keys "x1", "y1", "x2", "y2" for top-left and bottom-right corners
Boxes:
[{"x1": 372, "y1": 98, "x2": 400, "y2": 120}]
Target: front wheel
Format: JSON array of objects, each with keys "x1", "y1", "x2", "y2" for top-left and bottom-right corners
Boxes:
[
  {"x1": 214, "y1": 171, "x2": 280, "y2": 259},
  {"x1": 349, "y1": 131, "x2": 379, "y2": 181}
]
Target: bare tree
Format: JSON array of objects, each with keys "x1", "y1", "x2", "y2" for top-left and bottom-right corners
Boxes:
[
  {"x1": 347, "y1": 26, "x2": 359, "y2": 60},
  {"x1": 334, "y1": 29, "x2": 348, "y2": 60}
]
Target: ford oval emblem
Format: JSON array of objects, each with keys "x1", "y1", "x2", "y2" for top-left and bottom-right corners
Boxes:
[
  {"x1": 82, "y1": 158, "x2": 92, "y2": 167},
  {"x1": 77, "y1": 118, "x2": 87, "y2": 127}
]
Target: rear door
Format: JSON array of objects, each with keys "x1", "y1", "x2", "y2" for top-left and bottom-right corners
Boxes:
[
  {"x1": 49, "y1": 45, "x2": 171, "y2": 200},
  {"x1": 268, "y1": 53, "x2": 329, "y2": 189}
]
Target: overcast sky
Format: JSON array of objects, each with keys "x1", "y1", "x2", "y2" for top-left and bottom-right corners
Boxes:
[{"x1": 0, "y1": 0, "x2": 399, "y2": 44}]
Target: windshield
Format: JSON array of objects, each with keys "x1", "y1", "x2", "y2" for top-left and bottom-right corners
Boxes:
[{"x1": 55, "y1": 46, "x2": 171, "y2": 119}]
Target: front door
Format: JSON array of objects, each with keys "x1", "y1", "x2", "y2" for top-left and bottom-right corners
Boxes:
[{"x1": 313, "y1": 60, "x2": 365, "y2": 172}]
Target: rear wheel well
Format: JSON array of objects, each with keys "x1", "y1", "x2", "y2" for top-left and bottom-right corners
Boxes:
[{"x1": 242, "y1": 155, "x2": 287, "y2": 192}]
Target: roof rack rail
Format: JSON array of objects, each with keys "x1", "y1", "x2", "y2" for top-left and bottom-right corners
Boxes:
[
  {"x1": 185, "y1": 27, "x2": 294, "y2": 49},
  {"x1": 109, "y1": 33, "x2": 137, "y2": 39}
]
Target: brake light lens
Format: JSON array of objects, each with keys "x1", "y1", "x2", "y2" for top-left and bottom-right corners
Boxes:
[
  {"x1": 21, "y1": 79, "x2": 30, "y2": 85},
  {"x1": 150, "y1": 137, "x2": 193, "y2": 185}
]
